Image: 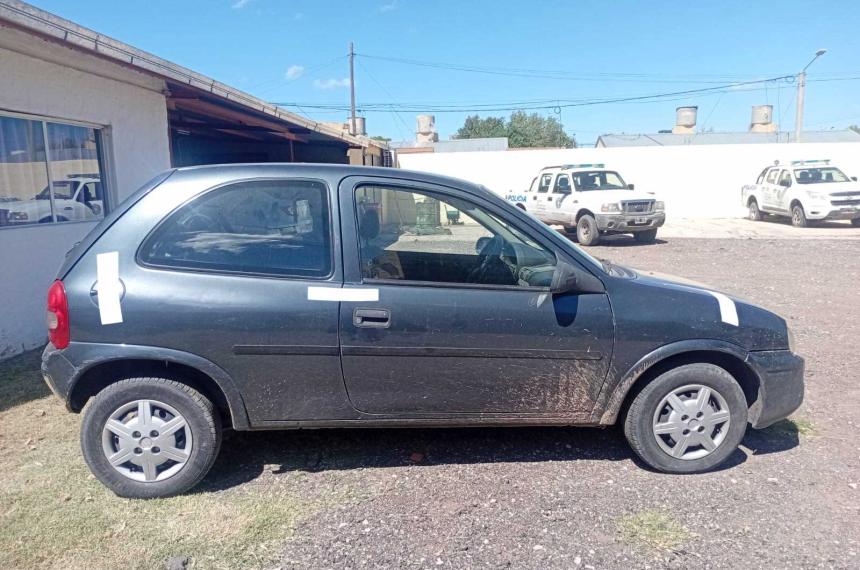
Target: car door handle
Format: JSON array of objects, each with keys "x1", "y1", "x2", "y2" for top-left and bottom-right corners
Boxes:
[
  {"x1": 353, "y1": 308, "x2": 390, "y2": 328},
  {"x1": 547, "y1": 197, "x2": 553, "y2": 201}
]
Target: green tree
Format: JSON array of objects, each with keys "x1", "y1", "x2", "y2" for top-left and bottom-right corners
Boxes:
[
  {"x1": 370, "y1": 135, "x2": 391, "y2": 143},
  {"x1": 453, "y1": 112, "x2": 574, "y2": 148}
]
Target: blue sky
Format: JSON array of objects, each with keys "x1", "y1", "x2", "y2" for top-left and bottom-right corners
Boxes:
[{"x1": 34, "y1": 0, "x2": 860, "y2": 145}]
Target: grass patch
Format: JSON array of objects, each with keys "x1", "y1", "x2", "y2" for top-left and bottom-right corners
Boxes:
[
  {"x1": 618, "y1": 509, "x2": 690, "y2": 551},
  {"x1": 764, "y1": 417, "x2": 815, "y2": 438},
  {"x1": 0, "y1": 351, "x2": 355, "y2": 569}
]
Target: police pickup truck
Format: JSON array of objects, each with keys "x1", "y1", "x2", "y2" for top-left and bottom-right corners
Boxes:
[
  {"x1": 506, "y1": 164, "x2": 665, "y2": 246},
  {"x1": 741, "y1": 159, "x2": 860, "y2": 227}
]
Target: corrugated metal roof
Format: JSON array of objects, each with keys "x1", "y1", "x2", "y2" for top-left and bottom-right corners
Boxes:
[{"x1": 596, "y1": 130, "x2": 860, "y2": 147}]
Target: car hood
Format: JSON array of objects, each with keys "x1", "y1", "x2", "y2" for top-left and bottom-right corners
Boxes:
[
  {"x1": 809, "y1": 181, "x2": 860, "y2": 195},
  {"x1": 587, "y1": 189, "x2": 657, "y2": 202},
  {"x1": 605, "y1": 265, "x2": 790, "y2": 351}
]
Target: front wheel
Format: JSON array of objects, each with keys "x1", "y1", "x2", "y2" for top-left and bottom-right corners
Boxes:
[
  {"x1": 576, "y1": 214, "x2": 600, "y2": 246},
  {"x1": 623, "y1": 363, "x2": 748, "y2": 474},
  {"x1": 633, "y1": 229, "x2": 658, "y2": 243},
  {"x1": 81, "y1": 378, "x2": 221, "y2": 498},
  {"x1": 791, "y1": 203, "x2": 809, "y2": 227}
]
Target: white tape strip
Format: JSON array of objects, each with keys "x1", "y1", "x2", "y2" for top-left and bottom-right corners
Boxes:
[
  {"x1": 706, "y1": 290, "x2": 739, "y2": 327},
  {"x1": 96, "y1": 252, "x2": 123, "y2": 325},
  {"x1": 308, "y1": 286, "x2": 379, "y2": 302}
]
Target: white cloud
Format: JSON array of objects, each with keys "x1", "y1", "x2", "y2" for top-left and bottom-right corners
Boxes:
[
  {"x1": 231, "y1": 0, "x2": 251, "y2": 8},
  {"x1": 379, "y1": 0, "x2": 398, "y2": 12},
  {"x1": 313, "y1": 78, "x2": 351, "y2": 90},
  {"x1": 285, "y1": 65, "x2": 305, "y2": 80}
]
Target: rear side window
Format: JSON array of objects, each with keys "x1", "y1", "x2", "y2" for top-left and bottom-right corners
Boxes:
[
  {"x1": 537, "y1": 173, "x2": 553, "y2": 193},
  {"x1": 139, "y1": 179, "x2": 332, "y2": 278},
  {"x1": 765, "y1": 169, "x2": 779, "y2": 184}
]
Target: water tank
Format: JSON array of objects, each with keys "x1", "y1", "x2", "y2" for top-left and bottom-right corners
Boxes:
[
  {"x1": 672, "y1": 106, "x2": 697, "y2": 134},
  {"x1": 349, "y1": 116, "x2": 366, "y2": 136},
  {"x1": 416, "y1": 114, "x2": 438, "y2": 143},
  {"x1": 749, "y1": 105, "x2": 776, "y2": 133}
]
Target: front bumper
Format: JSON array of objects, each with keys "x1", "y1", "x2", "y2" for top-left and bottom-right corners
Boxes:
[
  {"x1": 805, "y1": 203, "x2": 860, "y2": 220},
  {"x1": 745, "y1": 350, "x2": 805, "y2": 428},
  {"x1": 595, "y1": 212, "x2": 665, "y2": 232}
]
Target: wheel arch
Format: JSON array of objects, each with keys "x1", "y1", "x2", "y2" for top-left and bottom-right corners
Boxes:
[
  {"x1": 575, "y1": 208, "x2": 596, "y2": 222},
  {"x1": 67, "y1": 346, "x2": 250, "y2": 429},
  {"x1": 597, "y1": 341, "x2": 760, "y2": 425}
]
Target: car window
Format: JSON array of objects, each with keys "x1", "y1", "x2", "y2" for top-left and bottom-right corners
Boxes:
[
  {"x1": 537, "y1": 173, "x2": 553, "y2": 193},
  {"x1": 778, "y1": 170, "x2": 791, "y2": 186},
  {"x1": 756, "y1": 167, "x2": 769, "y2": 184},
  {"x1": 765, "y1": 169, "x2": 779, "y2": 184},
  {"x1": 139, "y1": 179, "x2": 332, "y2": 278},
  {"x1": 355, "y1": 185, "x2": 557, "y2": 288},
  {"x1": 793, "y1": 167, "x2": 849, "y2": 184},
  {"x1": 553, "y1": 174, "x2": 571, "y2": 194},
  {"x1": 571, "y1": 170, "x2": 627, "y2": 191}
]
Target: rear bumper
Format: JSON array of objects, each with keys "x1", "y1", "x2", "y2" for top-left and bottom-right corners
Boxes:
[
  {"x1": 596, "y1": 212, "x2": 665, "y2": 232},
  {"x1": 745, "y1": 350, "x2": 805, "y2": 428},
  {"x1": 41, "y1": 343, "x2": 76, "y2": 409}
]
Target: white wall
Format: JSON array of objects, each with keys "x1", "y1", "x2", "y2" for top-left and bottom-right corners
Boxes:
[
  {"x1": 0, "y1": 28, "x2": 171, "y2": 358},
  {"x1": 397, "y1": 143, "x2": 860, "y2": 218}
]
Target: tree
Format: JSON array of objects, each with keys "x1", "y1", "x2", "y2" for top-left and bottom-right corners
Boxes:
[
  {"x1": 453, "y1": 112, "x2": 574, "y2": 148},
  {"x1": 370, "y1": 135, "x2": 391, "y2": 143}
]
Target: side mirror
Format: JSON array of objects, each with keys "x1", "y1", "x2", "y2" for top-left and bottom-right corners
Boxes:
[
  {"x1": 779, "y1": 179, "x2": 791, "y2": 188},
  {"x1": 551, "y1": 260, "x2": 605, "y2": 295},
  {"x1": 852, "y1": 176, "x2": 858, "y2": 182},
  {"x1": 627, "y1": 183, "x2": 635, "y2": 190}
]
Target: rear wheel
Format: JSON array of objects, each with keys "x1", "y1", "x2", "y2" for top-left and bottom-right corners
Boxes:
[
  {"x1": 748, "y1": 199, "x2": 762, "y2": 221},
  {"x1": 791, "y1": 203, "x2": 808, "y2": 227},
  {"x1": 576, "y1": 214, "x2": 600, "y2": 246},
  {"x1": 633, "y1": 229, "x2": 658, "y2": 243},
  {"x1": 624, "y1": 363, "x2": 747, "y2": 474},
  {"x1": 81, "y1": 377, "x2": 221, "y2": 498}
]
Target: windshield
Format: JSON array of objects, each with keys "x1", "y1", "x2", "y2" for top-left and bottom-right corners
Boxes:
[
  {"x1": 793, "y1": 167, "x2": 849, "y2": 184},
  {"x1": 571, "y1": 170, "x2": 627, "y2": 191}
]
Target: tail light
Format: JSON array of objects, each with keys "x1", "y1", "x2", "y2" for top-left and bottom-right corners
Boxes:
[{"x1": 47, "y1": 280, "x2": 70, "y2": 349}]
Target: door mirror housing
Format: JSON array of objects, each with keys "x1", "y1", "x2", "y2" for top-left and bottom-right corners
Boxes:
[
  {"x1": 627, "y1": 183, "x2": 635, "y2": 190},
  {"x1": 551, "y1": 260, "x2": 605, "y2": 295},
  {"x1": 779, "y1": 179, "x2": 791, "y2": 188},
  {"x1": 852, "y1": 176, "x2": 858, "y2": 182}
]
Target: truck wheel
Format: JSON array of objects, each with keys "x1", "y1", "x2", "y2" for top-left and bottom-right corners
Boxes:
[
  {"x1": 81, "y1": 377, "x2": 221, "y2": 498},
  {"x1": 623, "y1": 363, "x2": 747, "y2": 474},
  {"x1": 576, "y1": 215, "x2": 600, "y2": 246},
  {"x1": 633, "y1": 229, "x2": 658, "y2": 243},
  {"x1": 851, "y1": 218, "x2": 860, "y2": 227},
  {"x1": 791, "y1": 204, "x2": 808, "y2": 227},
  {"x1": 748, "y1": 199, "x2": 762, "y2": 221}
]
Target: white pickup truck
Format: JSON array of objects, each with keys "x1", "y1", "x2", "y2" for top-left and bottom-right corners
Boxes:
[
  {"x1": 505, "y1": 164, "x2": 665, "y2": 246},
  {"x1": 1, "y1": 176, "x2": 103, "y2": 225},
  {"x1": 741, "y1": 159, "x2": 860, "y2": 227}
]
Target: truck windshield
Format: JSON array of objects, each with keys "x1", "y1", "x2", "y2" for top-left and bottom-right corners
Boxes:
[
  {"x1": 571, "y1": 171, "x2": 627, "y2": 191},
  {"x1": 793, "y1": 167, "x2": 849, "y2": 184}
]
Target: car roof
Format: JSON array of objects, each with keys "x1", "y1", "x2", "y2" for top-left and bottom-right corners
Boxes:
[{"x1": 538, "y1": 164, "x2": 611, "y2": 174}]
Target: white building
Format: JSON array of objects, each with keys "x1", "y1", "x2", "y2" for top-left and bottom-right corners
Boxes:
[{"x1": 0, "y1": 1, "x2": 388, "y2": 358}]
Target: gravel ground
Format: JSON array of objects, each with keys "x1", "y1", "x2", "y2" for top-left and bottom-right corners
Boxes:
[{"x1": 249, "y1": 236, "x2": 858, "y2": 569}]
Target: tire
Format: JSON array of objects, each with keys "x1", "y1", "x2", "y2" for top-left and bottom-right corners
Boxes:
[
  {"x1": 81, "y1": 378, "x2": 221, "y2": 498},
  {"x1": 576, "y1": 214, "x2": 600, "y2": 246},
  {"x1": 851, "y1": 218, "x2": 860, "y2": 227},
  {"x1": 748, "y1": 199, "x2": 762, "y2": 221},
  {"x1": 633, "y1": 229, "x2": 658, "y2": 243},
  {"x1": 623, "y1": 363, "x2": 748, "y2": 474},
  {"x1": 791, "y1": 203, "x2": 808, "y2": 228}
]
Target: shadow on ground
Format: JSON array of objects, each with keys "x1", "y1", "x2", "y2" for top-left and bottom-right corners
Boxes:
[
  {"x1": 197, "y1": 418, "x2": 800, "y2": 493},
  {"x1": 556, "y1": 229, "x2": 669, "y2": 248},
  {"x1": 0, "y1": 349, "x2": 50, "y2": 413}
]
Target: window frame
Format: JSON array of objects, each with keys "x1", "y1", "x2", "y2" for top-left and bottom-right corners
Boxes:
[
  {"x1": 0, "y1": 109, "x2": 112, "y2": 230},
  {"x1": 136, "y1": 176, "x2": 336, "y2": 281},
  {"x1": 765, "y1": 168, "x2": 779, "y2": 185},
  {"x1": 536, "y1": 173, "x2": 553, "y2": 193},
  {"x1": 351, "y1": 181, "x2": 559, "y2": 292}
]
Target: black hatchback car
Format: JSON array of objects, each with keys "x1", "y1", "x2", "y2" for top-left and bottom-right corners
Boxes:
[{"x1": 41, "y1": 164, "x2": 804, "y2": 498}]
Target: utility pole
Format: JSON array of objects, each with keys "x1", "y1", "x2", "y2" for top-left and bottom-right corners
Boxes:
[
  {"x1": 794, "y1": 49, "x2": 826, "y2": 143},
  {"x1": 349, "y1": 41, "x2": 356, "y2": 135}
]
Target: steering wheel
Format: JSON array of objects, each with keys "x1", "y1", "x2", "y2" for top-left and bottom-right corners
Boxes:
[{"x1": 467, "y1": 235, "x2": 516, "y2": 285}]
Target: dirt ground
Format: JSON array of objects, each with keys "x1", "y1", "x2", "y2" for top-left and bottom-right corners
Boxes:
[{"x1": 1, "y1": 236, "x2": 858, "y2": 569}]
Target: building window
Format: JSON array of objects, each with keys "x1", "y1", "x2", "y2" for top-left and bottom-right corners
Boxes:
[{"x1": 0, "y1": 113, "x2": 107, "y2": 228}]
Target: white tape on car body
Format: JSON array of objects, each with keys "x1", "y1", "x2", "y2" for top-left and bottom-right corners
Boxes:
[
  {"x1": 705, "y1": 290, "x2": 739, "y2": 327},
  {"x1": 307, "y1": 286, "x2": 379, "y2": 302},
  {"x1": 96, "y1": 251, "x2": 123, "y2": 325}
]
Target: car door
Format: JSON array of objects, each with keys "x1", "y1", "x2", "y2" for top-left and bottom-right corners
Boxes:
[
  {"x1": 762, "y1": 167, "x2": 780, "y2": 210},
  {"x1": 533, "y1": 172, "x2": 554, "y2": 220},
  {"x1": 337, "y1": 176, "x2": 614, "y2": 416},
  {"x1": 775, "y1": 169, "x2": 793, "y2": 211},
  {"x1": 550, "y1": 173, "x2": 574, "y2": 226}
]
